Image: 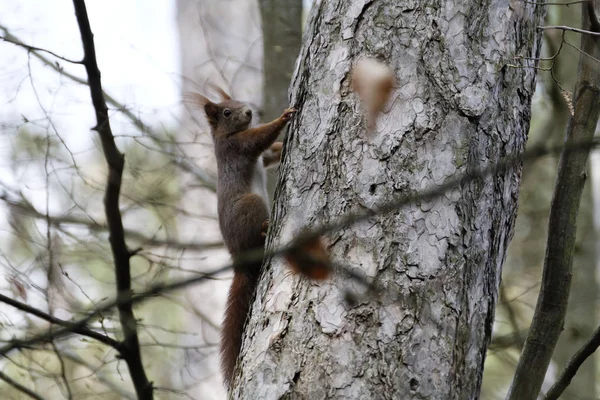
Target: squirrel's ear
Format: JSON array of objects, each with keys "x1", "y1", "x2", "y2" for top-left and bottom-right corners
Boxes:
[
  {"x1": 204, "y1": 102, "x2": 219, "y2": 123},
  {"x1": 206, "y1": 81, "x2": 232, "y2": 101}
]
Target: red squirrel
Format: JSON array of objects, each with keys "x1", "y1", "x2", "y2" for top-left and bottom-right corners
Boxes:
[{"x1": 188, "y1": 86, "x2": 296, "y2": 388}]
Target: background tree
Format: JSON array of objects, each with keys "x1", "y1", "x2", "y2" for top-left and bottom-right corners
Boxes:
[
  {"x1": 233, "y1": 1, "x2": 544, "y2": 397},
  {"x1": 483, "y1": 3, "x2": 598, "y2": 399},
  {"x1": 508, "y1": 2, "x2": 600, "y2": 398},
  {"x1": 258, "y1": 0, "x2": 303, "y2": 122}
]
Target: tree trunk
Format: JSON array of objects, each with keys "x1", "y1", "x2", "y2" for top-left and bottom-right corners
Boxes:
[
  {"x1": 507, "y1": 1, "x2": 600, "y2": 397},
  {"x1": 547, "y1": 6, "x2": 597, "y2": 399},
  {"x1": 493, "y1": 3, "x2": 597, "y2": 399},
  {"x1": 258, "y1": 0, "x2": 303, "y2": 196},
  {"x1": 258, "y1": 0, "x2": 303, "y2": 122},
  {"x1": 233, "y1": 1, "x2": 544, "y2": 398}
]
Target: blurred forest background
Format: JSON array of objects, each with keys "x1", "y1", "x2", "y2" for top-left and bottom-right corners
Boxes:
[{"x1": 0, "y1": 0, "x2": 597, "y2": 399}]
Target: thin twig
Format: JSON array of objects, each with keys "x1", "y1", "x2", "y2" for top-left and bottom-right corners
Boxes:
[
  {"x1": 0, "y1": 370, "x2": 47, "y2": 400},
  {"x1": 538, "y1": 24, "x2": 600, "y2": 36},
  {"x1": 72, "y1": 0, "x2": 152, "y2": 398},
  {"x1": 545, "y1": 323, "x2": 600, "y2": 399},
  {"x1": 60, "y1": 348, "x2": 137, "y2": 400},
  {"x1": 522, "y1": 0, "x2": 594, "y2": 5},
  {"x1": 0, "y1": 193, "x2": 223, "y2": 251},
  {"x1": 50, "y1": 341, "x2": 73, "y2": 400},
  {"x1": 0, "y1": 31, "x2": 82, "y2": 64},
  {"x1": 0, "y1": 292, "x2": 121, "y2": 349},
  {"x1": 0, "y1": 263, "x2": 232, "y2": 357},
  {"x1": 0, "y1": 24, "x2": 217, "y2": 191}
]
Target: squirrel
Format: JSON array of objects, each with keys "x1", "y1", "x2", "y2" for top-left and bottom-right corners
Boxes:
[{"x1": 188, "y1": 85, "x2": 296, "y2": 388}]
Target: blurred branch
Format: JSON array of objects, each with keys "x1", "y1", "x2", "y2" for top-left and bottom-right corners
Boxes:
[
  {"x1": 508, "y1": 3, "x2": 600, "y2": 398},
  {"x1": 489, "y1": 329, "x2": 529, "y2": 352},
  {"x1": 72, "y1": 0, "x2": 152, "y2": 398},
  {"x1": 0, "y1": 292, "x2": 120, "y2": 349},
  {"x1": 545, "y1": 323, "x2": 600, "y2": 399},
  {"x1": 0, "y1": 192, "x2": 223, "y2": 251},
  {"x1": 0, "y1": 24, "x2": 217, "y2": 191},
  {"x1": 3, "y1": 138, "x2": 600, "y2": 360},
  {"x1": 0, "y1": 263, "x2": 232, "y2": 357},
  {"x1": 0, "y1": 370, "x2": 47, "y2": 400},
  {"x1": 500, "y1": 285, "x2": 525, "y2": 349},
  {"x1": 50, "y1": 341, "x2": 73, "y2": 400},
  {"x1": 0, "y1": 29, "x2": 82, "y2": 64},
  {"x1": 60, "y1": 348, "x2": 137, "y2": 400}
]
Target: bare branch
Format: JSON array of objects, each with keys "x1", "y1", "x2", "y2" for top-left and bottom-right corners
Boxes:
[
  {"x1": 0, "y1": 29, "x2": 82, "y2": 64},
  {"x1": 523, "y1": 0, "x2": 595, "y2": 5},
  {"x1": 538, "y1": 24, "x2": 600, "y2": 36},
  {"x1": 508, "y1": 3, "x2": 600, "y2": 398},
  {"x1": 545, "y1": 323, "x2": 600, "y2": 399},
  {"x1": 0, "y1": 292, "x2": 121, "y2": 349},
  {"x1": 0, "y1": 263, "x2": 232, "y2": 357},
  {"x1": 0, "y1": 193, "x2": 223, "y2": 251},
  {"x1": 60, "y1": 348, "x2": 137, "y2": 400},
  {"x1": 72, "y1": 0, "x2": 152, "y2": 398},
  {"x1": 50, "y1": 341, "x2": 73, "y2": 400},
  {"x1": 0, "y1": 370, "x2": 47, "y2": 400}
]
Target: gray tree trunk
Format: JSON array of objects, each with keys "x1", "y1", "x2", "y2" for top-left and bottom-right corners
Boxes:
[
  {"x1": 258, "y1": 0, "x2": 303, "y2": 122},
  {"x1": 232, "y1": 1, "x2": 543, "y2": 398}
]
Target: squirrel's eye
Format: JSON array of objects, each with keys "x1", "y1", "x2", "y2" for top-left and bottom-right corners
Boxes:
[{"x1": 223, "y1": 109, "x2": 232, "y2": 117}]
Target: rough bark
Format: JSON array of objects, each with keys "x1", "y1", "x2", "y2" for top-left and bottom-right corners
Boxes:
[
  {"x1": 233, "y1": 1, "x2": 543, "y2": 398},
  {"x1": 507, "y1": 2, "x2": 600, "y2": 398}
]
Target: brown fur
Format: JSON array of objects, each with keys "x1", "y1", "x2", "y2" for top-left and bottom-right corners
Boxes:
[
  {"x1": 285, "y1": 235, "x2": 331, "y2": 281},
  {"x1": 190, "y1": 87, "x2": 295, "y2": 388},
  {"x1": 220, "y1": 268, "x2": 260, "y2": 388}
]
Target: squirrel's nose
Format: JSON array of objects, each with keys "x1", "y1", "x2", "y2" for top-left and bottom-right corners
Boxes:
[{"x1": 245, "y1": 109, "x2": 252, "y2": 118}]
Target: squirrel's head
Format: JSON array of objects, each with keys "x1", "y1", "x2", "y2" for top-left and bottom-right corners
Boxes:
[
  {"x1": 204, "y1": 99, "x2": 253, "y2": 137},
  {"x1": 185, "y1": 84, "x2": 253, "y2": 138}
]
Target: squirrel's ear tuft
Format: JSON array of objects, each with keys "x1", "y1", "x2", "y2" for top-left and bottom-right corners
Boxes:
[
  {"x1": 183, "y1": 92, "x2": 211, "y2": 108},
  {"x1": 206, "y1": 81, "x2": 232, "y2": 101},
  {"x1": 183, "y1": 92, "x2": 219, "y2": 124}
]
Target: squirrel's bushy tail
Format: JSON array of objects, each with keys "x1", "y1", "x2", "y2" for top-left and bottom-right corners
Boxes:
[{"x1": 220, "y1": 267, "x2": 260, "y2": 388}]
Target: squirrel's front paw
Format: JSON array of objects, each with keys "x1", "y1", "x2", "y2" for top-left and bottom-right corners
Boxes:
[
  {"x1": 281, "y1": 108, "x2": 297, "y2": 121},
  {"x1": 261, "y1": 219, "x2": 269, "y2": 238}
]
